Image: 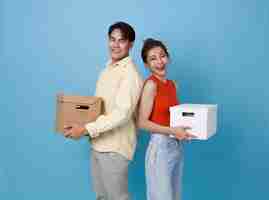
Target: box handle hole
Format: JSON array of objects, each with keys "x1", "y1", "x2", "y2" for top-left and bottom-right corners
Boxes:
[
  {"x1": 75, "y1": 105, "x2": 89, "y2": 110},
  {"x1": 182, "y1": 112, "x2": 194, "y2": 117}
]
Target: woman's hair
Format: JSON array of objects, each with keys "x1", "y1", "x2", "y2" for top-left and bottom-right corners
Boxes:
[{"x1": 141, "y1": 38, "x2": 169, "y2": 63}]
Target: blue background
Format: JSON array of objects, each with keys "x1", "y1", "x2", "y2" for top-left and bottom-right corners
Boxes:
[{"x1": 1, "y1": 0, "x2": 268, "y2": 199}]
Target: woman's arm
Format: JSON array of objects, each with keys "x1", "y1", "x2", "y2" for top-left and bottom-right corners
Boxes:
[
  {"x1": 137, "y1": 80, "x2": 192, "y2": 140},
  {"x1": 137, "y1": 80, "x2": 173, "y2": 136}
]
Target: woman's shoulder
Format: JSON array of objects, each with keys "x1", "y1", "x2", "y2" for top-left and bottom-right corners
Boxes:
[
  {"x1": 146, "y1": 75, "x2": 160, "y2": 85},
  {"x1": 140, "y1": 79, "x2": 157, "y2": 98},
  {"x1": 143, "y1": 76, "x2": 158, "y2": 91},
  {"x1": 144, "y1": 78, "x2": 157, "y2": 88}
]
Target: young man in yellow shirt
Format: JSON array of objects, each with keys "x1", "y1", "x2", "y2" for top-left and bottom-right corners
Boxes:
[{"x1": 64, "y1": 22, "x2": 143, "y2": 200}]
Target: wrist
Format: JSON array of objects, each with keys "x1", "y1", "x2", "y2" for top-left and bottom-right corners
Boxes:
[
  {"x1": 82, "y1": 126, "x2": 88, "y2": 135},
  {"x1": 178, "y1": 126, "x2": 186, "y2": 132},
  {"x1": 169, "y1": 127, "x2": 176, "y2": 135}
]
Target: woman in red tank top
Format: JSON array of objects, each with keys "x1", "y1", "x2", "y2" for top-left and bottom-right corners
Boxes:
[{"x1": 138, "y1": 38, "x2": 195, "y2": 200}]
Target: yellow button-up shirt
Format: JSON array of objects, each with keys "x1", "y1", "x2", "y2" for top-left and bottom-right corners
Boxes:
[{"x1": 85, "y1": 56, "x2": 143, "y2": 160}]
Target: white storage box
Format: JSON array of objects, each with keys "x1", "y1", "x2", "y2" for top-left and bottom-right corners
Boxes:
[{"x1": 170, "y1": 104, "x2": 218, "y2": 140}]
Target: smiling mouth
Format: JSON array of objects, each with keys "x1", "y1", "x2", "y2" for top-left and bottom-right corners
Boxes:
[
  {"x1": 112, "y1": 50, "x2": 121, "y2": 54},
  {"x1": 157, "y1": 67, "x2": 165, "y2": 71}
]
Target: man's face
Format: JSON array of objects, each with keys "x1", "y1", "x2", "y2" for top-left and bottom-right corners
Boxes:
[{"x1": 108, "y1": 29, "x2": 133, "y2": 63}]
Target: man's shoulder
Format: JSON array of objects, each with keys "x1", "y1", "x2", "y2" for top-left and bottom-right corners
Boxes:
[
  {"x1": 123, "y1": 58, "x2": 141, "y2": 72},
  {"x1": 97, "y1": 67, "x2": 107, "y2": 78},
  {"x1": 123, "y1": 62, "x2": 142, "y2": 80}
]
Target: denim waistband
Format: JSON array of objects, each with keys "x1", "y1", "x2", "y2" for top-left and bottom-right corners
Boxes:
[{"x1": 150, "y1": 133, "x2": 183, "y2": 146}]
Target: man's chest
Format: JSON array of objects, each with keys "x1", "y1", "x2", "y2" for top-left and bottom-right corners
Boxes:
[{"x1": 96, "y1": 68, "x2": 124, "y2": 97}]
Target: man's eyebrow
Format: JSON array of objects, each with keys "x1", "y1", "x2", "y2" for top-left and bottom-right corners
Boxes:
[
  {"x1": 109, "y1": 35, "x2": 127, "y2": 40},
  {"x1": 116, "y1": 36, "x2": 127, "y2": 40}
]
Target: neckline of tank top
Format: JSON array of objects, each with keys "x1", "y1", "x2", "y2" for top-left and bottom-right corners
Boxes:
[{"x1": 151, "y1": 74, "x2": 169, "y2": 85}]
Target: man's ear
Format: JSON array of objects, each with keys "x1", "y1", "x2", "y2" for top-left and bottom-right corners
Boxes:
[{"x1": 129, "y1": 42, "x2": 134, "y2": 49}]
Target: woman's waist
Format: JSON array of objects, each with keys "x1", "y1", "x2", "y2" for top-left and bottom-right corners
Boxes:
[{"x1": 149, "y1": 133, "x2": 183, "y2": 147}]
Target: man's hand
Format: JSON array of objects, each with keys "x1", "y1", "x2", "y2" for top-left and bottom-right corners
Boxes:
[{"x1": 63, "y1": 123, "x2": 86, "y2": 140}]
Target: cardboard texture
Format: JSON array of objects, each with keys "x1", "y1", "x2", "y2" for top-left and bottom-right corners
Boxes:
[
  {"x1": 55, "y1": 94, "x2": 103, "y2": 133},
  {"x1": 170, "y1": 104, "x2": 218, "y2": 140}
]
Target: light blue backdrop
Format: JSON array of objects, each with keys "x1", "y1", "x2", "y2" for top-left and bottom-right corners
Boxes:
[{"x1": 1, "y1": 0, "x2": 268, "y2": 199}]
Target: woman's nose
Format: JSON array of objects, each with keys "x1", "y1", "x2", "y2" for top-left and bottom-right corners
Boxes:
[{"x1": 156, "y1": 57, "x2": 163, "y2": 64}]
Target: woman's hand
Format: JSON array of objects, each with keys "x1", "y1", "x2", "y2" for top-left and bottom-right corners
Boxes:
[{"x1": 171, "y1": 126, "x2": 197, "y2": 140}]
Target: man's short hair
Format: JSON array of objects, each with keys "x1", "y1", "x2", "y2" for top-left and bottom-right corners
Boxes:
[{"x1": 108, "y1": 22, "x2": 135, "y2": 42}]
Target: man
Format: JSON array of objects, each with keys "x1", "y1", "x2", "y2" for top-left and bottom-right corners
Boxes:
[{"x1": 64, "y1": 22, "x2": 143, "y2": 200}]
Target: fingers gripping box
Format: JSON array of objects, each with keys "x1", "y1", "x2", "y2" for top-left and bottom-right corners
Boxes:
[
  {"x1": 170, "y1": 104, "x2": 218, "y2": 140},
  {"x1": 55, "y1": 94, "x2": 103, "y2": 133}
]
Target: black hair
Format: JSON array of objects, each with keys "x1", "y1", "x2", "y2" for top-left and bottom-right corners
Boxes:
[
  {"x1": 141, "y1": 38, "x2": 169, "y2": 63},
  {"x1": 108, "y1": 22, "x2": 135, "y2": 42}
]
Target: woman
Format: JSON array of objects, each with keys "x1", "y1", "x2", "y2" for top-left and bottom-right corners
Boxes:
[{"x1": 138, "y1": 38, "x2": 195, "y2": 200}]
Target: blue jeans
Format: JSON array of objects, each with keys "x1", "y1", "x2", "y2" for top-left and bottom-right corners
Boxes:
[{"x1": 145, "y1": 134, "x2": 184, "y2": 200}]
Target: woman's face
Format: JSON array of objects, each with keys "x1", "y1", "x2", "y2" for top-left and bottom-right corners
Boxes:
[{"x1": 145, "y1": 46, "x2": 169, "y2": 78}]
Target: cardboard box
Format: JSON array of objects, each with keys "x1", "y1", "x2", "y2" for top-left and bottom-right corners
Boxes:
[
  {"x1": 55, "y1": 94, "x2": 103, "y2": 133},
  {"x1": 170, "y1": 104, "x2": 217, "y2": 140}
]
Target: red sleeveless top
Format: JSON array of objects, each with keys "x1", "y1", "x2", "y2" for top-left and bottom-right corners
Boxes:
[{"x1": 146, "y1": 75, "x2": 179, "y2": 126}]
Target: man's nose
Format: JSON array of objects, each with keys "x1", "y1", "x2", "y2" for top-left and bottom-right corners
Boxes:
[{"x1": 112, "y1": 41, "x2": 120, "y2": 48}]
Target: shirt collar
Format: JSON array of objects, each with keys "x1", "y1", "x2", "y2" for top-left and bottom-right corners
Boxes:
[{"x1": 106, "y1": 56, "x2": 132, "y2": 68}]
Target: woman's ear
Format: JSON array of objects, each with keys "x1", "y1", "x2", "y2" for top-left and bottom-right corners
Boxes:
[{"x1": 167, "y1": 56, "x2": 171, "y2": 64}]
